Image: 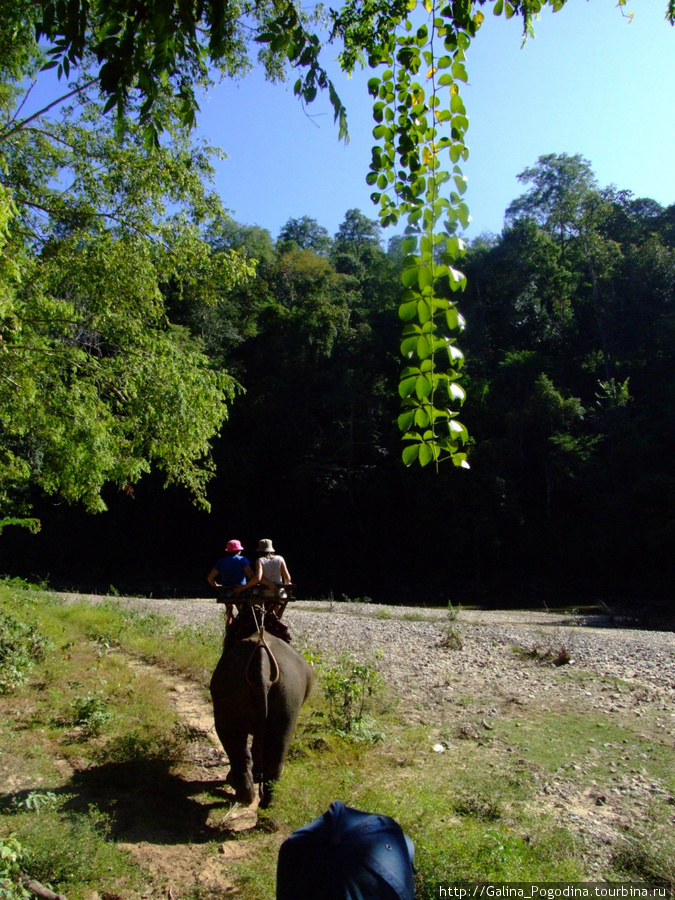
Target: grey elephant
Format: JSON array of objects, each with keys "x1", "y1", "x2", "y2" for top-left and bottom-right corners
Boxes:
[{"x1": 210, "y1": 632, "x2": 313, "y2": 808}]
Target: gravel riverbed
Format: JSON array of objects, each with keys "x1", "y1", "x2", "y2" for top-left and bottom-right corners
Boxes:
[{"x1": 64, "y1": 595, "x2": 675, "y2": 714}]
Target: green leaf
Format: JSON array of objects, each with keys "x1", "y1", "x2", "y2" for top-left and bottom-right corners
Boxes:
[
  {"x1": 446, "y1": 307, "x2": 460, "y2": 329},
  {"x1": 417, "y1": 299, "x2": 432, "y2": 324},
  {"x1": 418, "y1": 266, "x2": 433, "y2": 290},
  {"x1": 448, "y1": 344, "x2": 464, "y2": 364},
  {"x1": 402, "y1": 443, "x2": 420, "y2": 466},
  {"x1": 418, "y1": 442, "x2": 434, "y2": 466},
  {"x1": 398, "y1": 409, "x2": 415, "y2": 431},
  {"x1": 399, "y1": 376, "x2": 418, "y2": 398},
  {"x1": 414, "y1": 407, "x2": 430, "y2": 428},
  {"x1": 415, "y1": 374, "x2": 432, "y2": 400},
  {"x1": 400, "y1": 335, "x2": 418, "y2": 357},
  {"x1": 416, "y1": 334, "x2": 432, "y2": 359},
  {"x1": 449, "y1": 382, "x2": 466, "y2": 403},
  {"x1": 449, "y1": 419, "x2": 468, "y2": 441},
  {"x1": 401, "y1": 266, "x2": 419, "y2": 288}
]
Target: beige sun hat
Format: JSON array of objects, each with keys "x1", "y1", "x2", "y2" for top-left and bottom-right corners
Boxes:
[{"x1": 257, "y1": 539, "x2": 275, "y2": 554}]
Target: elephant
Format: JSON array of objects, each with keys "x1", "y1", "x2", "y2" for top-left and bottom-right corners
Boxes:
[{"x1": 209, "y1": 630, "x2": 313, "y2": 808}]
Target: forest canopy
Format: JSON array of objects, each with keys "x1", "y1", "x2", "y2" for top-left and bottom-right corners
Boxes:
[
  {"x1": 1, "y1": 0, "x2": 675, "y2": 544},
  {"x1": 3, "y1": 152, "x2": 674, "y2": 600}
]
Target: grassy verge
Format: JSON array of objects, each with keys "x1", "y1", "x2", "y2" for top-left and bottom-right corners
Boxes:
[{"x1": 1, "y1": 580, "x2": 674, "y2": 900}]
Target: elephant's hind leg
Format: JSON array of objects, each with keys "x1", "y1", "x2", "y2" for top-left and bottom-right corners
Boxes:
[
  {"x1": 214, "y1": 718, "x2": 255, "y2": 805},
  {"x1": 256, "y1": 706, "x2": 301, "y2": 809}
]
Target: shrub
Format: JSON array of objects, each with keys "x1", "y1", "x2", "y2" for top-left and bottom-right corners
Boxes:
[
  {"x1": 0, "y1": 836, "x2": 29, "y2": 900},
  {"x1": 69, "y1": 692, "x2": 112, "y2": 738},
  {"x1": 0, "y1": 610, "x2": 51, "y2": 694},
  {"x1": 319, "y1": 654, "x2": 383, "y2": 739}
]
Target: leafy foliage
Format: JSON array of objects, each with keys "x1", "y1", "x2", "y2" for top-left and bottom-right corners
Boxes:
[
  {"x1": 0, "y1": 836, "x2": 29, "y2": 900},
  {"x1": 318, "y1": 653, "x2": 383, "y2": 738},
  {"x1": 0, "y1": 608, "x2": 51, "y2": 694},
  {"x1": 0, "y1": 38, "x2": 254, "y2": 515}
]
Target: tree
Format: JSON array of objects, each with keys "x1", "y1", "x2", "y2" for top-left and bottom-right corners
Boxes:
[
  {"x1": 0, "y1": 37, "x2": 253, "y2": 515},
  {"x1": 332, "y1": 209, "x2": 381, "y2": 256},
  {"x1": 278, "y1": 217, "x2": 332, "y2": 255},
  {"x1": 6, "y1": 0, "x2": 675, "y2": 509},
  {"x1": 505, "y1": 153, "x2": 599, "y2": 254}
]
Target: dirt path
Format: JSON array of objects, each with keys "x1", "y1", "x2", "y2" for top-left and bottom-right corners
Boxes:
[{"x1": 111, "y1": 655, "x2": 260, "y2": 897}]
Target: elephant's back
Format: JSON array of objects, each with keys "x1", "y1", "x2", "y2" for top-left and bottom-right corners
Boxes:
[{"x1": 210, "y1": 632, "x2": 312, "y2": 704}]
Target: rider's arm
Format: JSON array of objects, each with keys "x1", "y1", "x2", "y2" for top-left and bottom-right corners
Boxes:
[
  {"x1": 207, "y1": 567, "x2": 221, "y2": 588},
  {"x1": 234, "y1": 559, "x2": 262, "y2": 594},
  {"x1": 280, "y1": 559, "x2": 291, "y2": 584}
]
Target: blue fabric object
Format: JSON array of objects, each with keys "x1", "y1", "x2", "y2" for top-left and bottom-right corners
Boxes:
[
  {"x1": 215, "y1": 554, "x2": 251, "y2": 586},
  {"x1": 277, "y1": 801, "x2": 415, "y2": 900}
]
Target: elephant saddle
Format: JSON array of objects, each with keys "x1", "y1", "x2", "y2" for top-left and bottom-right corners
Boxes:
[{"x1": 226, "y1": 606, "x2": 292, "y2": 644}]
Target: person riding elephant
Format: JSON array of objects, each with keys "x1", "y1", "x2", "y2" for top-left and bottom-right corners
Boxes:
[
  {"x1": 235, "y1": 538, "x2": 292, "y2": 617},
  {"x1": 207, "y1": 539, "x2": 254, "y2": 626},
  {"x1": 210, "y1": 630, "x2": 313, "y2": 808}
]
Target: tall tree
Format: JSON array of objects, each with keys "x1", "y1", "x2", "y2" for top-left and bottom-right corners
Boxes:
[
  {"x1": 278, "y1": 217, "x2": 332, "y2": 255},
  {"x1": 505, "y1": 153, "x2": 599, "y2": 254},
  {"x1": 0, "y1": 35, "x2": 252, "y2": 515}
]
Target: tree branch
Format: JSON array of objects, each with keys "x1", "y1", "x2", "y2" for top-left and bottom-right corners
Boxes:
[
  {"x1": 21, "y1": 874, "x2": 67, "y2": 900},
  {"x1": 1, "y1": 79, "x2": 98, "y2": 143}
]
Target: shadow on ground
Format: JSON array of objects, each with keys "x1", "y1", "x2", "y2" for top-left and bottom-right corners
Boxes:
[{"x1": 1, "y1": 759, "x2": 247, "y2": 844}]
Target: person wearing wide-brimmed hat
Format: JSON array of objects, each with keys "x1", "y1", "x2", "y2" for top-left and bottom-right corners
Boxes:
[
  {"x1": 235, "y1": 539, "x2": 292, "y2": 611},
  {"x1": 207, "y1": 539, "x2": 254, "y2": 625}
]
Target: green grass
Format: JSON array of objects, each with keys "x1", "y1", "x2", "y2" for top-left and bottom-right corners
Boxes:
[
  {"x1": 6, "y1": 804, "x2": 138, "y2": 900},
  {"x1": 0, "y1": 581, "x2": 208, "y2": 897},
  {"x1": 232, "y1": 725, "x2": 586, "y2": 900},
  {"x1": 2, "y1": 579, "x2": 674, "y2": 900}
]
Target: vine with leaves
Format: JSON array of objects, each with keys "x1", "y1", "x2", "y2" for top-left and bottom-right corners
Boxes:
[
  {"x1": 364, "y1": 0, "x2": 480, "y2": 469},
  {"x1": 333, "y1": 0, "x2": 573, "y2": 469}
]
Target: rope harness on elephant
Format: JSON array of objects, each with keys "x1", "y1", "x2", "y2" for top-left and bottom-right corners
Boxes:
[{"x1": 244, "y1": 604, "x2": 280, "y2": 688}]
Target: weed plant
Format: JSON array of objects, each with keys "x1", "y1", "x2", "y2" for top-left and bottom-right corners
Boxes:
[
  {"x1": 0, "y1": 605, "x2": 52, "y2": 694},
  {"x1": 611, "y1": 830, "x2": 675, "y2": 889},
  {"x1": 512, "y1": 628, "x2": 575, "y2": 667},
  {"x1": 304, "y1": 651, "x2": 384, "y2": 741},
  {"x1": 0, "y1": 835, "x2": 27, "y2": 900}
]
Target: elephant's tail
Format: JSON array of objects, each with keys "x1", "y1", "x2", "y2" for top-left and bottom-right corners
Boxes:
[
  {"x1": 248, "y1": 642, "x2": 271, "y2": 714},
  {"x1": 248, "y1": 641, "x2": 273, "y2": 784},
  {"x1": 245, "y1": 631, "x2": 280, "y2": 688}
]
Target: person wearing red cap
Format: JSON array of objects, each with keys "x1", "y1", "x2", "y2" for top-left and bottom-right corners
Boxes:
[
  {"x1": 207, "y1": 540, "x2": 254, "y2": 625},
  {"x1": 277, "y1": 801, "x2": 415, "y2": 900}
]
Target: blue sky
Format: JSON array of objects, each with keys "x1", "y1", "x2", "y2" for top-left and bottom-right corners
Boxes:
[{"x1": 197, "y1": 0, "x2": 675, "y2": 243}]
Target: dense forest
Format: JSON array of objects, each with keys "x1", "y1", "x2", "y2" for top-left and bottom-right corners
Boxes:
[{"x1": 3, "y1": 152, "x2": 674, "y2": 606}]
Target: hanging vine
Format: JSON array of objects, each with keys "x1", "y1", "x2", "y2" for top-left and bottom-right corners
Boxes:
[
  {"x1": 363, "y1": 1, "x2": 485, "y2": 469},
  {"x1": 332, "y1": 0, "x2": 574, "y2": 468}
]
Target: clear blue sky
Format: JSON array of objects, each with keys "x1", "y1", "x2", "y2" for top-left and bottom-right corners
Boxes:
[{"x1": 196, "y1": 0, "x2": 675, "y2": 243}]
